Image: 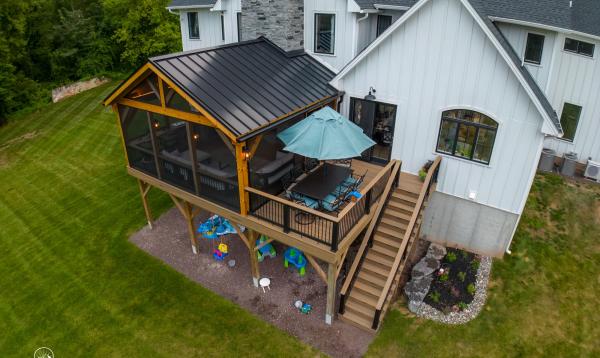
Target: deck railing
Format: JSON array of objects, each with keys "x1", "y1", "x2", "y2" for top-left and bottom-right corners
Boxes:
[
  {"x1": 246, "y1": 160, "x2": 398, "y2": 251},
  {"x1": 371, "y1": 156, "x2": 441, "y2": 330}
]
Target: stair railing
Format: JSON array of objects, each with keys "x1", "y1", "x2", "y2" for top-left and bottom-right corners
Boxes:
[
  {"x1": 371, "y1": 156, "x2": 441, "y2": 329},
  {"x1": 338, "y1": 160, "x2": 402, "y2": 314}
]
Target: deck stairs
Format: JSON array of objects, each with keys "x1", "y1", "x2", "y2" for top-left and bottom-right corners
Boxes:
[{"x1": 339, "y1": 158, "x2": 440, "y2": 331}]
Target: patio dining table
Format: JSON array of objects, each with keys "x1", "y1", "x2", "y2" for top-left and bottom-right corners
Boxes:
[{"x1": 291, "y1": 163, "x2": 352, "y2": 202}]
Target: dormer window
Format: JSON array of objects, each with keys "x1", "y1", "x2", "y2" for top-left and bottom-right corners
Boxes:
[
  {"x1": 564, "y1": 38, "x2": 594, "y2": 57},
  {"x1": 524, "y1": 33, "x2": 544, "y2": 65},
  {"x1": 188, "y1": 12, "x2": 200, "y2": 40}
]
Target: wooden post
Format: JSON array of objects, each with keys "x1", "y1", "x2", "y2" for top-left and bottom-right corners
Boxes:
[
  {"x1": 248, "y1": 229, "x2": 260, "y2": 287},
  {"x1": 137, "y1": 179, "x2": 153, "y2": 229},
  {"x1": 234, "y1": 142, "x2": 250, "y2": 216},
  {"x1": 326, "y1": 262, "x2": 337, "y2": 325},
  {"x1": 170, "y1": 195, "x2": 199, "y2": 254}
]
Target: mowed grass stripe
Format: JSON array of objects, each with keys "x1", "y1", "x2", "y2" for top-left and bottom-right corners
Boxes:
[{"x1": 0, "y1": 83, "x2": 318, "y2": 357}]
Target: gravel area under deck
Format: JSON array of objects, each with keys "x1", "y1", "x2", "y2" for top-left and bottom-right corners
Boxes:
[{"x1": 129, "y1": 207, "x2": 374, "y2": 358}]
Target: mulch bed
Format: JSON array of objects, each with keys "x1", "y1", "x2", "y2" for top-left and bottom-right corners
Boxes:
[
  {"x1": 424, "y1": 248, "x2": 480, "y2": 313},
  {"x1": 129, "y1": 207, "x2": 374, "y2": 358}
]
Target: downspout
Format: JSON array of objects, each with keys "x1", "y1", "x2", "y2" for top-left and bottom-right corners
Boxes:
[{"x1": 355, "y1": 13, "x2": 369, "y2": 55}]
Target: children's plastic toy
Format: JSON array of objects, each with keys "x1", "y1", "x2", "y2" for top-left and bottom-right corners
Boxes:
[
  {"x1": 198, "y1": 215, "x2": 244, "y2": 239},
  {"x1": 256, "y1": 235, "x2": 277, "y2": 262},
  {"x1": 293, "y1": 300, "x2": 312, "y2": 314},
  {"x1": 284, "y1": 247, "x2": 307, "y2": 276},
  {"x1": 213, "y1": 243, "x2": 229, "y2": 261}
]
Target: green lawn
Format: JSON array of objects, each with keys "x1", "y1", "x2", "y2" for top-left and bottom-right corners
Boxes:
[
  {"x1": 368, "y1": 174, "x2": 600, "y2": 357},
  {"x1": 0, "y1": 82, "x2": 317, "y2": 357},
  {"x1": 1, "y1": 82, "x2": 599, "y2": 357}
]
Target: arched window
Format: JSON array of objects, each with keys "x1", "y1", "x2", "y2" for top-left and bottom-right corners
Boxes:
[{"x1": 436, "y1": 109, "x2": 498, "y2": 164}]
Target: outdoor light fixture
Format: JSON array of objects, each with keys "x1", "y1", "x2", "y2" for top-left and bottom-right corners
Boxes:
[
  {"x1": 193, "y1": 133, "x2": 199, "y2": 140},
  {"x1": 153, "y1": 122, "x2": 159, "y2": 128},
  {"x1": 242, "y1": 146, "x2": 250, "y2": 160},
  {"x1": 364, "y1": 87, "x2": 376, "y2": 100}
]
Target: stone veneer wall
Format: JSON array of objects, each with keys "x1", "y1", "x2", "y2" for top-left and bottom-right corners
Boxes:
[{"x1": 240, "y1": 0, "x2": 304, "y2": 51}]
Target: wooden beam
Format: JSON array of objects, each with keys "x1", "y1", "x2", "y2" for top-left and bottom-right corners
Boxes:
[
  {"x1": 230, "y1": 221, "x2": 250, "y2": 250},
  {"x1": 235, "y1": 143, "x2": 250, "y2": 216},
  {"x1": 137, "y1": 180, "x2": 153, "y2": 229},
  {"x1": 231, "y1": 222, "x2": 260, "y2": 287},
  {"x1": 253, "y1": 237, "x2": 275, "y2": 252},
  {"x1": 217, "y1": 130, "x2": 236, "y2": 156},
  {"x1": 147, "y1": 63, "x2": 238, "y2": 142},
  {"x1": 326, "y1": 262, "x2": 337, "y2": 325},
  {"x1": 305, "y1": 254, "x2": 327, "y2": 284},
  {"x1": 336, "y1": 250, "x2": 348, "y2": 278},
  {"x1": 119, "y1": 98, "x2": 214, "y2": 127},
  {"x1": 247, "y1": 134, "x2": 263, "y2": 160},
  {"x1": 128, "y1": 167, "x2": 338, "y2": 262},
  {"x1": 158, "y1": 78, "x2": 166, "y2": 108},
  {"x1": 103, "y1": 64, "x2": 152, "y2": 105}
]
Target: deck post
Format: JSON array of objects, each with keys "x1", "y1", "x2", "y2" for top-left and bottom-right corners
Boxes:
[
  {"x1": 248, "y1": 229, "x2": 260, "y2": 287},
  {"x1": 137, "y1": 179, "x2": 153, "y2": 229},
  {"x1": 325, "y1": 262, "x2": 336, "y2": 325},
  {"x1": 234, "y1": 142, "x2": 250, "y2": 216},
  {"x1": 184, "y1": 202, "x2": 199, "y2": 255}
]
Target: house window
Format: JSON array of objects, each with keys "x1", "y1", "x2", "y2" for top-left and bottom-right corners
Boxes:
[
  {"x1": 564, "y1": 38, "x2": 595, "y2": 57},
  {"x1": 436, "y1": 109, "x2": 498, "y2": 164},
  {"x1": 220, "y1": 13, "x2": 225, "y2": 41},
  {"x1": 559, "y1": 103, "x2": 582, "y2": 141},
  {"x1": 524, "y1": 33, "x2": 544, "y2": 64},
  {"x1": 237, "y1": 12, "x2": 242, "y2": 42},
  {"x1": 376, "y1": 15, "x2": 393, "y2": 37},
  {"x1": 187, "y1": 12, "x2": 200, "y2": 39},
  {"x1": 314, "y1": 13, "x2": 335, "y2": 54}
]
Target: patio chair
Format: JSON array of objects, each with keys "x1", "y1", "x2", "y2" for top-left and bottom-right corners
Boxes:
[{"x1": 320, "y1": 185, "x2": 352, "y2": 213}]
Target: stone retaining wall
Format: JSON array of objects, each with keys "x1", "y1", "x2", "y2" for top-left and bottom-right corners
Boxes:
[{"x1": 51, "y1": 77, "x2": 109, "y2": 103}]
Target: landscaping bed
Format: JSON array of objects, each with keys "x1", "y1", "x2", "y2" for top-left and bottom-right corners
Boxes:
[{"x1": 424, "y1": 248, "x2": 480, "y2": 313}]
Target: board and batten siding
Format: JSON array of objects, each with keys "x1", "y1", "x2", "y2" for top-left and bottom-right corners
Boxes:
[
  {"x1": 497, "y1": 22, "x2": 600, "y2": 162},
  {"x1": 304, "y1": 0, "x2": 357, "y2": 71},
  {"x1": 179, "y1": 1, "x2": 241, "y2": 52},
  {"x1": 337, "y1": 0, "x2": 546, "y2": 215},
  {"x1": 543, "y1": 32, "x2": 600, "y2": 162}
]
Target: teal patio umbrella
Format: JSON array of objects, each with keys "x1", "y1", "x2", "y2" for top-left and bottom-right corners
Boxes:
[{"x1": 277, "y1": 107, "x2": 376, "y2": 160}]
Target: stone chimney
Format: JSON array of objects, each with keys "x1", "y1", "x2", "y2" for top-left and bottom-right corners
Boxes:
[{"x1": 240, "y1": 0, "x2": 304, "y2": 51}]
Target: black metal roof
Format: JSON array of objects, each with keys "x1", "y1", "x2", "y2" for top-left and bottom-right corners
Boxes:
[
  {"x1": 354, "y1": 0, "x2": 417, "y2": 10},
  {"x1": 167, "y1": 0, "x2": 216, "y2": 8},
  {"x1": 471, "y1": 0, "x2": 600, "y2": 38},
  {"x1": 150, "y1": 37, "x2": 339, "y2": 139}
]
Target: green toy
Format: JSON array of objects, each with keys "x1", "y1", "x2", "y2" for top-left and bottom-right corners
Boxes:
[
  {"x1": 284, "y1": 247, "x2": 307, "y2": 276},
  {"x1": 256, "y1": 235, "x2": 277, "y2": 262}
]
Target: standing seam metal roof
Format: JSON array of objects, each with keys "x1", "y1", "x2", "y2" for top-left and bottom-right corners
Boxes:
[{"x1": 150, "y1": 37, "x2": 339, "y2": 138}]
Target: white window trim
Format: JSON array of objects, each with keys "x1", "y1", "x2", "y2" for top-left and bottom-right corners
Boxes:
[
  {"x1": 555, "y1": 101, "x2": 584, "y2": 143},
  {"x1": 562, "y1": 36, "x2": 596, "y2": 59},
  {"x1": 187, "y1": 12, "x2": 201, "y2": 41},
  {"x1": 313, "y1": 11, "x2": 337, "y2": 56}
]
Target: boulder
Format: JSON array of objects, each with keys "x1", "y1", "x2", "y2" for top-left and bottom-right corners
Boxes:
[
  {"x1": 411, "y1": 256, "x2": 440, "y2": 279},
  {"x1": 404, "y1": 275, "x2": 433, "y2": 302},
  {"x1": 408, "y1": 300, "x2": 423, "y2": 313},
  {"x1": 427, "y1": 243, "x2": 447, "y2": 260}
]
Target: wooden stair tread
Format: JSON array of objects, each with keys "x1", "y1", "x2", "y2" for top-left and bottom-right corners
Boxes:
[
  {"x1": 377, "y1": 225, "x2": 404, "y2": 238},
  {"x1": 357, "y1": 270, "x2": 388, "y2": 287},
  {"x1": 354, "y1": 279, "x2": 383, "y2": 296},
  {"x1": 380, "y1": 218, "x2": 408, "y2": 231},
  {"x1": 392, "y1": 192, "x2": 418, "y2": 203},
  {"x1": 366, "y1": 250, "x2": 394, "y2": 266},
  {"x1": 387, "y1": 200, "x2": 415, "y2": 214},
  {"x1": 345, "y1": 298, "x2": 376, "y2": 318},
  {"x1": 373, "y1": 235, "x2": 401, "y2": 248},
  {"x1": 349, "y1": 287, "x2": 379, "y2": 306},
  {"x1": 371, "y1": 242, "x2": 398, "y2": 258},
  {"x1": 341, "y1": 311, "x2": 374, "y2": 330},
  {"x1": 362, "y1": 260, "x2": 391, "y2": 277},
  {"x1": 383, "y1": 210, "x2": 412, "y2": 222}
]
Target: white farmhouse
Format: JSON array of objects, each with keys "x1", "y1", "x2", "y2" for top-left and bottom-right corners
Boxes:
[{"x1": 167, "y1": 0, "x2": 599, "y2": 256}]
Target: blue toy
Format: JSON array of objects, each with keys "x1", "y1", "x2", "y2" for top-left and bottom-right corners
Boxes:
[
  {"x1": 198, "y1": 215, "x2": 243, "y2": 239},
  {"x1": 256, "y1": 235, "x2": 277, "y2": 262},
  {"x1": 284, "y1": 247, "x2": 307, "y2": 276}
]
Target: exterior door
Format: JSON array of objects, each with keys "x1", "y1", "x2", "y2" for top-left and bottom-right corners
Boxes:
[{"x1": 350, "y1": 98, "x2": 396, "y2": 164}]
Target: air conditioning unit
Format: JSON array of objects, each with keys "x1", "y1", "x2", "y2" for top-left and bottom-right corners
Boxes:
[{"x1": 584, "y1": 160, "x2": 600, "y2": 182}]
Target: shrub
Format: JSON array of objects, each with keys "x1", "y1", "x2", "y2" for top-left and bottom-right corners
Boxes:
[
  {"x1": 428, "y1": 291, "x2": 441, "y2": 303},
  {"x1": 457, "y1": 271, "x2": 466, "y2": 282},
  {"x1": 439, "y1": 271, "x2": 450, "y2": 282},
  {"x1": 471, "y1": 260, "x2": 480, "y2": 271},
  {"x1": 446, "y1": 251, "x2": 457, "y2": 263},
  {"x1": 458, "y1": 301, "x2": 468, "y2": 310},
  {"x1": 467, "y1": 283, "x2": 476, "y2": 295}
]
